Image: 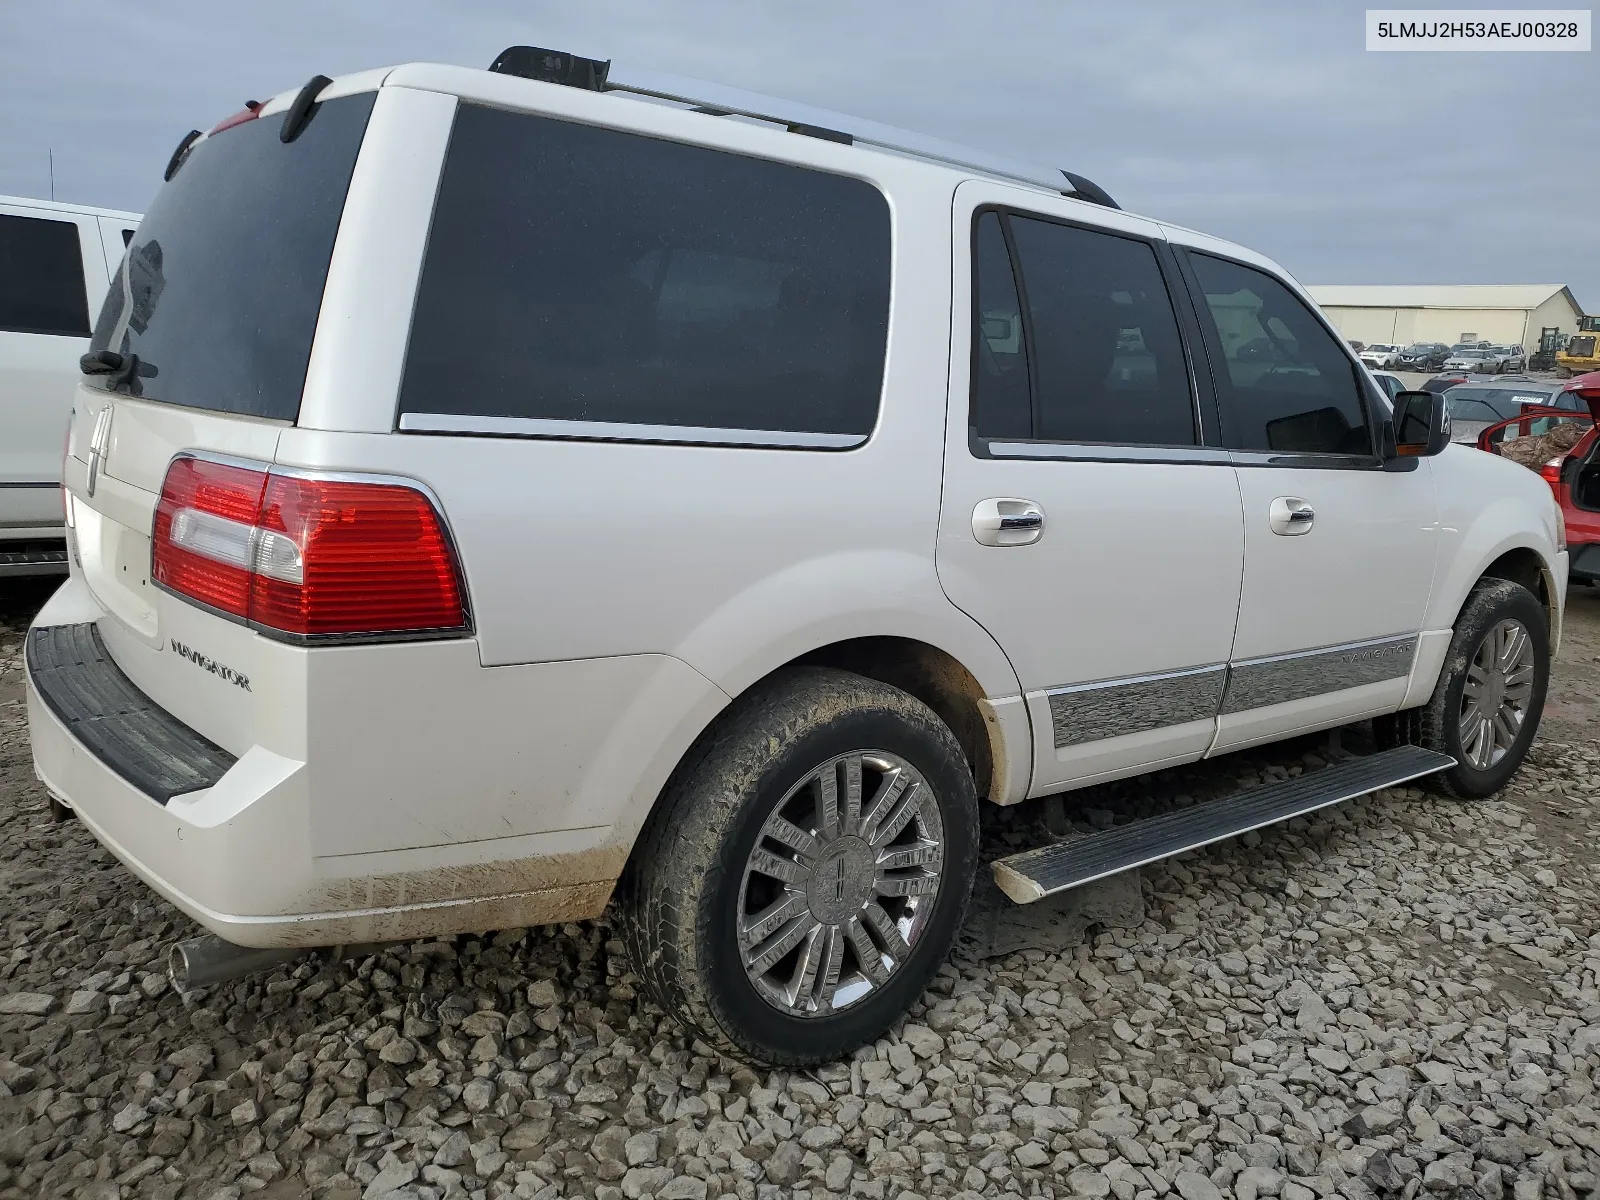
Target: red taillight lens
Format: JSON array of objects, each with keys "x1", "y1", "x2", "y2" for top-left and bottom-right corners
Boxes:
[
  {"x1": 252, "y1": 475, "x2": 465, "y2": 637},
  {"x1": 153, "y1": 458, "x2": 269, "y2": 619},
  {"x1": 152, "y1": 457, "x2": 466, "y2": 640},
  {"x1": 1540, "y1": 457, "x2": 1565, "y2": 487}
]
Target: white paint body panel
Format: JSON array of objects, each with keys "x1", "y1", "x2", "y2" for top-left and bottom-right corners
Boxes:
[
  {"x1": 937, "y1": 180, "x2": 1245, "y2": 794},
  {"x1": 25, "y1": 64, "x2": 1567, "y2": 952},
  {"x1": 0, "y1": 197, "x2": 137, "y2": 542}
]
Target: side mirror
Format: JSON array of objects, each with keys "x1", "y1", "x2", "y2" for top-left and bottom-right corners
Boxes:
[{"x1": 1389, "y1": 390, "x2": 1451, "y2": 458}]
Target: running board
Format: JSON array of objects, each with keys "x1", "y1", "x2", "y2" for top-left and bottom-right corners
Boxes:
[{"x1": 992, "y1": 745, "x2": 1454, "y2": 904}]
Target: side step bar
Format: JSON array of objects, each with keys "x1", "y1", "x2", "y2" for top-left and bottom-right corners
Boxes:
[
  {"x1": 992, "y1": 745, "x2": 1454, "y2": 904},
  {"x1": 0, "y1": 544, "x2": 68, "y2": 577}
]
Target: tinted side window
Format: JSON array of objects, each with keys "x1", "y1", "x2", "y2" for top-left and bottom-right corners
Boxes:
[
  {"x1": 1006, "y1": 216, "x2": 1195, "y2": 445},
  {"x1": 970, "y1": 212, "x2": 1031, "y2": 439},
  {"x1": 1189, "y1": 254, "x2": 1372, "y2": 455},
  {"x1": 400, "y1": 105, "x2": 891, "y2": 441},
  {"x1": 0, "y1": 214, "x2": 90, "y2": 337}
]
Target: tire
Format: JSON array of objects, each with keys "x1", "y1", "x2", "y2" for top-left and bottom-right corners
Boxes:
[
  {"x1": 1376, "y1": 578, "x2": 1548, "y2": 798},
  {"x1": 620, "y1": 667, "x2": 980, "y2": 1066}
]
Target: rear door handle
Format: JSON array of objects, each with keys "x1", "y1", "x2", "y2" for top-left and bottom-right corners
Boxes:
[
  {"x1": 1269, "y1": 496, "x2": 1314, "y2": 535},
  {"x1": 973, "y1": 498, "x2": 1044, "y2": 546}
]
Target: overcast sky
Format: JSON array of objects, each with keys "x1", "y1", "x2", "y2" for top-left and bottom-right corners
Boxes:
[{"x1": 2, "y1": 0, "x2": 1596, "y2": 309}]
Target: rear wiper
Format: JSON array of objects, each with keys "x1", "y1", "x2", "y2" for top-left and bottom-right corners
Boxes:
[{"x1": 79, "y1": 350, "x2": 144, "y2": 391}]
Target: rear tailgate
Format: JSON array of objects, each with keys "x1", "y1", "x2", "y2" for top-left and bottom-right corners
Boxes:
[{"x1": 63, "y1": 85, "x2": 378, "y2": 757}]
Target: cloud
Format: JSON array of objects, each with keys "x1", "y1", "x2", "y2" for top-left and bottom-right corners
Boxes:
[{"x1": 2, "y1": 0, "x2": 1594, "y2": 306}]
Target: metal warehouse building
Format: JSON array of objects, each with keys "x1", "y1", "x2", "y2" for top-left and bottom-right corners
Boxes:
[{"x1": 1305, "y1": 284, "x2": 1586, "y2": 353}]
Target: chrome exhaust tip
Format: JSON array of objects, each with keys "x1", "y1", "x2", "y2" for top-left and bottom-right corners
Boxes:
[
  {"x1": 167, "y1": 935, "x2": 394, "y2": 992},
  {"x1": 168, "y1": 935, "x2": 303, "y2": 992}
]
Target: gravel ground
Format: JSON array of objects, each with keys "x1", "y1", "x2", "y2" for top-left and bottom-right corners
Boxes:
[{"x1": 3, "y1": 577, "x2": 1600, "y2": 1200}]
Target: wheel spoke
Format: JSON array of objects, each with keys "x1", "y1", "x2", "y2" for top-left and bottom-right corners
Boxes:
[
  {"x1": 817, "y1": 768, "x2": 840, "y2": 842},
  {"x1": 846, "y1": 916, "x2": 890, "y2": 985},
  {"x1": 875, "y1": 872, "x2": 940, "y2": 898},
  {"x1": 742, "y1": 892, "x2": 809, "y2": 949},
  {"x1": 1473, "y1": 715, "x2": 1495, "y2": 769},
  {"x1": 763, "y1": 816, "x2": 819, "y2": 862},
  {"x1": 745, "y1": 911, "x2": 819, "y2": 975},
  {"x1": 807, "y1": 924, "x2": 845, "y2": 1011},
  {"x1": 858, "y1": 768, "x2": 910, "y2": 842},
  {"x1": 748, "y1": 847, "x2": 808, "y2": 887},
  {"x1": 1492, "y1": 705, "x2": 1520, "y2": 749},
  {"x1": 1459, "y1": 700, "x2": 1482, "y2": 742},
  {"x1": 875, "y1": 839, "x2": 942, "y2": 871},
  {"x1": 869, "y1": 782, "x2": 925, "y2": 850},
  {"x1": 1498, "y1": 624, "x2": 1528, "y2": 671},
  {"x1": 1504, "y1": 663, "x2": 1535, "y2": 688},
  {"x1": 787, "y1": 922, "x2": 827, "y2": 1008},
  {"x1": 862, "y1": 901, "x2": 911, "y2": 961},
  {"x1": 841, "y1": 756, "x2": 863, "y2": 836},
  {"x1": 1465, "y1": 659, "x2": 1490, "y2": 689}
]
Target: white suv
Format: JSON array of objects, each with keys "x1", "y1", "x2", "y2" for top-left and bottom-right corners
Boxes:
[
  {"x1": 1357, "y1": 343, "x2": 1401, "y2": 369},
  {"x1": 0, "y1": 195, "x2": 141, "y2": 575},
  {"x1": 27, "y1": 52, "x2": 1566, "y2": 1066}
]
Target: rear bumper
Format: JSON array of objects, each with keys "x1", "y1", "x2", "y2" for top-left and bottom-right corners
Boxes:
[{"x1": 27, "y1": 575, "x2": 729, "y2": 948}]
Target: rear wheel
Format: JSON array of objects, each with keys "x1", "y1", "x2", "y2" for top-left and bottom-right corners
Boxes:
[
  {"x1": 1377, "y1": 578, "x2": 1548, "y2": 797},
  {"x1": 621, "y1": 667, "x2": 979, "y2": 1066}
]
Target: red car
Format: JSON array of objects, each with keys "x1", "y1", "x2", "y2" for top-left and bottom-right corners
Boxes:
[{"x1": 1478, "y1": 371, "x2": 1600, "y2": 582}]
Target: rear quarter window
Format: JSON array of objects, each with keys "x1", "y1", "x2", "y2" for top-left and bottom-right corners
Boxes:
[{"x1": 399, "y1": 105, "x2": 892, "y2": 446}]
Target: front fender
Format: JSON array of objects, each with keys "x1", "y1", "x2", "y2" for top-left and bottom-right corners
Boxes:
[{"x1": 1426, "y1": 446, "x2": 1565, "y2": 634}]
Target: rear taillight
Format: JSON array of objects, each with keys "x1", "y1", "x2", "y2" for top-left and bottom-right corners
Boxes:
[
  {"x1": 1540, "y1": 457, "x2": 1565, "y2": 487},
  {"x1": 153, "y1": 456, "x2": 467, "y2": 641}
]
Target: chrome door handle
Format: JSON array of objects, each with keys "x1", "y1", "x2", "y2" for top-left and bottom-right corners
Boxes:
[
  {"x1": 1269, "y1": 496, "x2": 1314, "y2": 536},
  {"x1": 973, "y1": 498, "x2": 1044, "y2": 546}
]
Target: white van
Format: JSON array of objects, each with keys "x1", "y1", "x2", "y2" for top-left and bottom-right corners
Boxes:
[
  {"x1": 27, "y1": 53, "x2": 1564, "y2": 1066},
  {"x1": 0, "y1": 195, "x2": 141, "y2": 575}
]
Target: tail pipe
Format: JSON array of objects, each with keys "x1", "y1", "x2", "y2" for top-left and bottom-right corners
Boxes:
[{"x1": 168, "y1": 934, "x2": 389, "y2": 991}]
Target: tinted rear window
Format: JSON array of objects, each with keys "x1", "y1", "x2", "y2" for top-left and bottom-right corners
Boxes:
[
  {"x1": 0, "y1": 213, "x2": 90, "y2": 337},
  {"x1": 90, "y1": 93, "x2": 375, "y2": 420},
  {"x1": 399, "y1": 104, "x2": 891, "y2": 444}
]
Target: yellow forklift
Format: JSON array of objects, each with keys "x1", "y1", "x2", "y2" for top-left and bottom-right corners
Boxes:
[{"x1": 1557, "y1": 315, "x2": 1600, "y2": 377}]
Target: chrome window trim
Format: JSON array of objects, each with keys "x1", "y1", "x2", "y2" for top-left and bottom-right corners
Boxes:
[
  {"x1": 983, "y1": 441, "x2": 1232, "y2": 466},
  {"x1": 398, "y1": 412, "x2": 867, "y2": 450}
]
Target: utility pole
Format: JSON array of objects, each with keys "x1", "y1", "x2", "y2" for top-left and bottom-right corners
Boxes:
[{"x1": 48, "y1": 149, "x2": 55, "y2": 201}]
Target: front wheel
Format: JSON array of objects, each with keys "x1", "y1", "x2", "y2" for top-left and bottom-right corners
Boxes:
[
  {"x1": 1377, "y1": 578, "x2": 1548, "y2": 797},
  {"x1": 620, "y1": 667, "x2": 980, "y2": 1066}
]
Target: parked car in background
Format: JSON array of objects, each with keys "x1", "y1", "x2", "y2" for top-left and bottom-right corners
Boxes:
[
  {"x1": 0, "y1": 195, "x2": 141, "y2": 576},
  {"x1": 1369, "y1": 370, "x2": 1405, "y2": 401},
  {"x1": 1497, "y1": 345, "x2": 1527, "y2": 373},
  {"x1": 1478, "y1": 373, "x2": 1600, "y2": 583},
  {"x1": 1444, "y1": 349, "x2": 1496, "y2": 373},
  {"x1": 1359, "y1": 343, "x2": 1402, "y2": 369},
  {"x1": 24, "y1": 52, "x2": 1566, "y2": 1065},
  {"x1": 1445, "y1": 380, "x2": 1572, "y2": 443},
  {"x1": 1397, "y1": 343, "x2": 1449, "y2": 372},
  {"x1": 1347, "y1": 339, "x2": 1365, "y2": 353}
]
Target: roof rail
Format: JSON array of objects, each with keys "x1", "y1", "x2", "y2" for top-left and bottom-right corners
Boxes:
[{"x1": 488, "y1": 46, "x2": 1120, "y2": 210}]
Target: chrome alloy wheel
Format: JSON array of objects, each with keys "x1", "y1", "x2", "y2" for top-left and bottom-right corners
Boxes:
[
  {"x1": 737, "y1": 750, "x2": 945, "y2": 1017},
  {"x1": 1460, "y1": 618, "x2": 1536, "y2": 770}
]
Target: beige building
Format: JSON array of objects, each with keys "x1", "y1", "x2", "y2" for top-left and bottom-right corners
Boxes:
[{"x1": 1305, "y1": 284, "x2": 1586, "y2": 353}]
